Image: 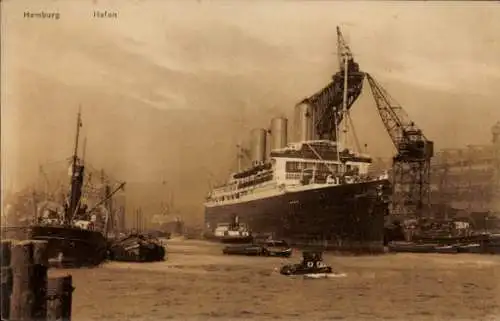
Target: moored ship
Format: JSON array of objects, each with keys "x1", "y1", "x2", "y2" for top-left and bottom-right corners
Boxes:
[
  {"x1": 2, "y1": 110, "x2": 125, "y2": 267},
  {"x1": 204, "y1": 27, "x2": 392, "y2": 253}
]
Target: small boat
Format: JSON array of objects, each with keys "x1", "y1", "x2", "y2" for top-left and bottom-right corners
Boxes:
[
  {"x1": 222, "y1": 239, "x2": 292, "y2": 257},
  {"x1": 108, "y1": 233, "x2": 166, "y2": 262},
  {"x1": 456, "y1": 243, "x2": 482, "y2": 253},
  {"x1": 412, "y1": 233, "x2": 490, "y2": 245},
  {"x1": 220, "y1": 232, "x2": 253, "y2": 244},
  {"x1": 388, "y1": 241, "x2": 438, "y2": 253},
  {"x1": 280, "y1": 251, "x2": 333, "y2": 276},
  {"x1": 484, "y1": 237, "x2": 500, "y2": 254},
  {"x1": 214, "y1": 215, "x2": 254, "y2": 244},
  {"x1": 433, "y1": 245, "x2": 458, "y2": 254}
]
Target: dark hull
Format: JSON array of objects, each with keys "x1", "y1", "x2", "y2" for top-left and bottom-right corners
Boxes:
[
  {"x1": 388, "y1": 242, "x2": 439, "y2": 253},
  {"x1": 205, "y1": 179, "x2": 391, "y2": 254},
  {"x1": 412, "y1": 234, "x2": 490, "y2": 245},
  {"x1": 2, "y1": 225, "x2": 108, "y2": 267},
  {"x1": 222, "y1": 244, "x2": 292, "y2": 257},
  {"x1": 220, "y1": 236, "x2": 254, "y2": 244},
  {"x1": 388, "y1": 234, "x2": 500, "y2": 254},
  {"x1": 108, "y1": 234, "x2": 166, "y2": 262}
]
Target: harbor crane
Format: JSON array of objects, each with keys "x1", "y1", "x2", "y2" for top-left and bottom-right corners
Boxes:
[
  {"x1": 305, "y1": 26, "x2": 434, "y2": 218},
  {"x1": 365, "y1": 73, "x2": 434, "y2": 218}
]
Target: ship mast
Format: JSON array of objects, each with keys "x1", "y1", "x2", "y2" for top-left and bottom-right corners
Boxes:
[
  {"x1": 341, "y1": 53, "x2": 349, "y2": 150},
  {"x1": 337, "y1": 26, "x2": 351, "y2": 152},
  {"x1": 72, "y1": 109, "x2": 82, "y2": 172},
  {"x1": 336, "y1": 26, "x2": 364, "y2": 174},
  {"x1": 66, "y1": 108, "x2": 84, "y2": 225},
  {"x1": 236, "y1": 143, "x2": 242, "y2": 172}
]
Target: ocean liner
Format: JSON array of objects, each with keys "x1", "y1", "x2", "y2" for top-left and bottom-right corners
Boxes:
[{"x1": 204, "y1": 27, "x2": 392, "y2": 253}]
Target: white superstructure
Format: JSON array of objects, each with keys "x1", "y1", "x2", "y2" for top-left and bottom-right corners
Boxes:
[{"x1": 205, "y1": 140, "x2": 387, "y2": 208}]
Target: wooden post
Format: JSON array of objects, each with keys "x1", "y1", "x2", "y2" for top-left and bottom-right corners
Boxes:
[
  {"x1": 9, "y1": 240, "x2": 35, "y2": 321},
  {"x1": 9, "y1": 240, "x2": 49, "y2": 321},
  {"x1": 32, "y1": 241, "x2": 49, "y2": 321},
  {"x1": 1, "y1": 240, "x2": 12, "y2": 266},
  {"x1": 1, "y1": 240, "x2": 12, "y2": 320},
  {"x1": 47, "y1": 275, "x2": 73, "y2": 321}
]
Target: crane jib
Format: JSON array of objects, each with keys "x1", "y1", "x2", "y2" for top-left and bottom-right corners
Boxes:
[
  {"x1": 299, "y1": 26, "x2": 435, "y2": 218},
  {"x1": 302, "y1": 69, "x2": 365, "y2": 141}
]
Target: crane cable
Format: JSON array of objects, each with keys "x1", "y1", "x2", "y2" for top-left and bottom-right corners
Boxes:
[{"x1": 346, "y1": 111, "x2": 362, "y2": 153}]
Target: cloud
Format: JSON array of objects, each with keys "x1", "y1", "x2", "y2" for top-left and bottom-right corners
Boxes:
[
  {"x1": 370, "y1": 51, "x2": 500, "y2": 96},
  {"x1": 2, "y1": 0, "x2": 500, "y2": 222}
]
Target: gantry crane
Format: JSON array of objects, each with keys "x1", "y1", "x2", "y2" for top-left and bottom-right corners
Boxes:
[{"x1": 365, "y1": 73, "x2": 434, "y2": 218}]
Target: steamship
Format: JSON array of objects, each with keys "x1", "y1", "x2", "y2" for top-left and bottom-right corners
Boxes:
[
  {"x1": 3, "y1": 111, "x2": 125, "y2": 266},
  {"x1": 204, "y1": 27, "x2": 392, "y2": 253}
]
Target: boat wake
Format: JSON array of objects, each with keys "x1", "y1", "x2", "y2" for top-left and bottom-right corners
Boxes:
[{"x1": 303, "y1": 272, "x2": 347, "y2": 279}]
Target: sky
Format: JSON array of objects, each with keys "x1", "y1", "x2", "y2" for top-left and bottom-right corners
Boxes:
[{"x1": 2, "y1": 0, "x2": 500, "y2": 223}]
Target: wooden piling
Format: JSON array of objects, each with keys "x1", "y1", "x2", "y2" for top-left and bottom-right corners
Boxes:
[
  {"x1": 1, "y1": 239, "x2": 73, "y2": 321},
  {"x1": 1, "y1": 240, "x2": 12, "y2": 320},
  {"x1": 47, "y1": 275, "x2": 73, "y2": 321},
  {"x1": 32, "y1": 240, "x2": 49, "y2": 321},
  {"x1": 9, "y1": 240, "x2": 49, "y2": 321},
  {"x1": 1, "y1": 240, "x2": 12, "y2": 266},
  {"x1": 9, "y1": 240, "x2": 35, "y2": 321}
]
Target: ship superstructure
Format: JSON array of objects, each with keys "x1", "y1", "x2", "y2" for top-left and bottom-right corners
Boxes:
[{"x1": 206, "y1": 139, "x2": 386, "y2": 208}]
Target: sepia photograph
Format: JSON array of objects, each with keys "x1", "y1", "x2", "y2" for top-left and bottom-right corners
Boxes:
[{"x1": 1, "y1": 0, "x2": 499, "y2": 320}]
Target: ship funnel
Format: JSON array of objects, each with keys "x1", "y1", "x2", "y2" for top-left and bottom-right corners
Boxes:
[
  {"x1": 270, "y1": 117, "x2": 288, "y2": 151},
  {"x1": 250, "y1": 128, "x2": 267, "y2": 166},
  {"x1": 294, "y1": 102, "x2": 315, "y2": 142}
]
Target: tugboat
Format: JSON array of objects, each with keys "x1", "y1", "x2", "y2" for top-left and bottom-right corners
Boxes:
[
  {"x1": 215, "y1": 214, "x2": 254, "y2": 244},
  {"x1": 280, "y1": 251, "x2": 333, "y2": 275}
]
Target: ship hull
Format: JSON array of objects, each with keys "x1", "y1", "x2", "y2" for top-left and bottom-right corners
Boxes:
[
  {"x1": 205, "y1": 179, "x2": 391, "y2": 254},
  {"x1": 2, "y1": 225, "x2": 108, "y2": 267},
  {"x1": 219, "y1": 236, "x2": 254, "y2": 244}
]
